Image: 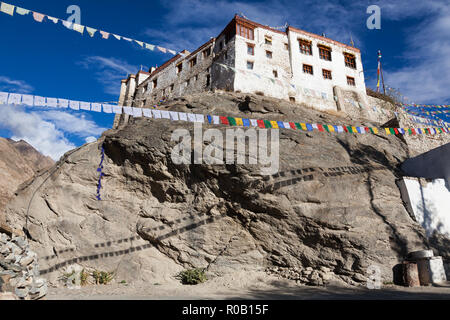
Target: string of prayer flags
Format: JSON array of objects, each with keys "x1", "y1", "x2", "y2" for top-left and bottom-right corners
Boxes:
[
  {"x1": 0, "y1": 1, "x2": 180, "y2": 57},
  {"x1": 0, "y1": 91, "x2": 448, "y2": 137}
]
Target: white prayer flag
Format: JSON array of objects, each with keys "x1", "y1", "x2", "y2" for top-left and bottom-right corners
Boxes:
[
  {"x1": 195, "y1": 114, "x2": 205, "y2": 123},
  {"x1": 168, "y1": 49, "x2": 177, "y2": 55},
  {"x1": 142, "y1": 108, "x2": 153, "y2": 118},
  {"x1": 122, "y1": 37, "x2": 132, "y2": 42},
  {"x1": 112, "y1": 105, "x2": 123, "y2": 114},
  {"x1": 250, "y1": 119, "x2": 257, "y2": 127},
  {"x1": 34, "y1": 96, "x2": 46, "y2": 107},
  {"x1": 312, "y1": 124, "x2": 318, "y2": 130},
  {"x1": 73, "y1": 23, "x2": 85, "y2": 34},
  {"x1": 178, "y1": 112, "x2": 187, "y2": 121},
  {"x1": 22, "y1": 94, "x2": 34, "y2": 106},
  {"x1": 91, "y1": 103, "x2": 101, "y2": 112},
  {"x1": 152, "y1": 109, "x2": 162, "y2": 119},
  {"x1": 80, "y1": 102, "x2": 91, "y2": 111},
  {"x1": 187, "y1": 113, "x2": 196, "y2": 122},
  {"x1": 113, "y1": 34, "x2": 121, "y2": 40},
  {"x1": 283, "y1": 122, "x2": 290, "y2": 129},
  {"x1": 169, "y1": 111, "x2": 179, "y2": 121},
  {"x1": 46, "y1": 97, "x2": 58, "y2": 107},
  {"x1": 58, "y1": 99, "x2": 69, "y2": 108},
  {"x1": 0, "y1": 92, "x2": 8, "y2": 104},
  {"x1": 69, "y1": 100, "x2": 80, "y2": 110},
  {"x1": 132, "y1": 107, "x2": 143, "y2": 117},
  {"x1": 135, "y1": 40, "x2": 144, "y2": 47},
  {"x1": 47, "y1": 16, "x2": 58, "y2": 23},
  {"x1": 102, "y1": 104, "x2": 113, "y2": 113},
  {"x1": 62, "y1": 20, "x2": 73, "y2": 30},
  {"x1": 123, "y1": 106, "x2": 133, "y2": 115},
  {"x1": 337, "y1": 126, "x2": 344, "y2": 133},
  {"x1": 0, "y1": 2, "x2": 15, "y2": 16},
  {"x1": 213, "y1": 116, "x2": 220, "y2": 125},
  {"x1": 86, "y1": 27, "x2": 97, "y2": 37},
  {"x1": 145, "y1": 43, "x2": 155, "y2": 51},
  {"x1": 161, "y1": 110, "x2": 170, "y2": 119},
  {"x1": 15, "y1": 7, "x2": 30, "y2": 15},
  {"x1": 359, "y1": 127, "x2": 366, "y2": 134},
  {"x1": 7, "y1": 93, "x2": 22, "y2": 105}
]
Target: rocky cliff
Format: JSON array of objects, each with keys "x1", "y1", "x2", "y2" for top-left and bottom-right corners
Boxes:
[
  {"x1": 0, "y1": 138, "x2": 54, "y2": 212},
  {"x1": 3, "y1": 92, "x2": 448, "y2": 287}
]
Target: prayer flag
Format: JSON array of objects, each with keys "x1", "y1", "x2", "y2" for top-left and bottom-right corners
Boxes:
[
  {"x1": 178, "y1": 112, "x2": 187, "y2": 121},
  {"x1": 142, "y1": 108, "x2": 152, "y2": 118},
  {"x1": 73, "y1": 23, "x2": 85, "y2": 34},
  {"x1": 187, "y1": 113, "x2": 196, "y2": 122},
  {"x1": 46, "y1": 98, "x2": 58, "y2": 108},
  {"x1": 220, "y1": 116, "x2": 229, "y2": 125},
  {"x1": 317, "y1": 124, "x2": 325, "y2": 132},
  {"x1": 145, "y1": 43, "x2": 155, "y2": 51},
  {"x1": 135, "y1": 40, "x2": 144, "y2": 47},
  {"x1": 100, "y1": 31, "x2": 110, "y2": 39},
  {"x1": 257, "y1": 119, "x2": 265, "y2": 128},
  {"x1": 32, "y1": 12, "x2": 45, "y2": 22},
  {"x1": 152, "y1": 110, "x2": 162, "y2": 119},
  {"x1": 306, "y1": 124, "x2": 313, "y2": 131},
  {"x1": 0, "y1": 92, "x2": 9, "y2": 104},
  {"x1": 169, "y1": 111, "x2": 179, "y2": 121},
  {"x1": 123, "y1": 106, "x2": 133, "y2": 115},
  {"x1": 195, "y1": 114, "x2": 204, "y2": 123},
  {"x1": 161, "y1": 110, "x2": 171, "y2": 119},
  {"x1": 270, "y1": 121, "x2": 279, "y2": 128},
  {"x1": 0, "y1": 2, "x2": 14, "y2": 16},
  {"x1": 277, "y1": 121, "x2": 285, "y2": 129},
  {"x1": 62, "y1": 20, "x2": 73, "y2": 30},
  {"x1": 58, "y1": 99, "x2": 69, "y2": 108},
  {"x1": 289, "y1": 122, "x2": 297, "y2": 130},
  {"x1": 91, "y1": 103, "x2": 102, "y2": 112},
  {"x1": 157, "y1": 46, "x2": 167, "y2": 53},
  {"x1": 22, "y1": 94, "x2": 34, "y2": 106},
  {"x1": 7, "y1": 93, "x2": 22, "y2": 105},
  {"x1": 235, "y1": 118, "x2": 243, "y2": 126},
  {"x1": 132, "y1": 107, "x2": 143, "y2": 117},
  {"x1": 263, "y1": 120, "x2": 272, "y2": 128},
  {"x1": 112, "y1": 105, "x2": 122, "y2": 114},
  {"x1": 15, "y1": 7, "x2": 30, "y2": 15},
  {"x1": 34, "y1": 96, "x2": 46, "y2": 106},
  {"x1": 213, "y1": 116, "x2": 220, "y2": 124},
  {"x1": 122, "y1": 37, "x2": 132, "y2": 42},
  {"x1": 250, "y1": 119, "x2": 258, "y2": 127},
  {"x1": 47, "y1": 16, "x2": 58, "y2": 23},
  {"x1": 301, "y1": 123, "x2": 307, "y2": 131},
  {"x1": 113, "y1": 34, "x2": 121, "y2": 40},
  {"x1": 228, "y1": 117, "x2": 237, "y2": 126},
  {"x1": 86, "y1": 27, "x2": 97, "y2": 37},
  {"x1": 243, "y1": 119, "x2": 251, "y2": 127},
  {"x1": 80, "y1": 101, "x2": 91, "y2": 111},
  {"x1": 69, "y1": 100, "x2": 80, "y2": 110},
  {"x1": 102, "y1": 104, "x2": 113, "y2": 113}
]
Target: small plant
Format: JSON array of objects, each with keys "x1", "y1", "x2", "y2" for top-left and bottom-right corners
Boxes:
[
  {"x1": 60, "y1": 270, "x2": 76, "y2": 284},
  {"x1": 120, "y1": 280, "x2": 127, "y2": 284},
  {"x1": 92, "y1": 270, "x2": 114, "y2": 285},
  {"x1": 80, "y1": 269, "x2": 89, "y2": 286},
  {"x1": 176, "y1": 268, "x2": 207, "y2": 285}
]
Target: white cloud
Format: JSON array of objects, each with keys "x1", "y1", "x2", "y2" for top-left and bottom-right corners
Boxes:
[
  {"x1": 85, "y1": 136, "x2": 97, "y2": 143},
  {"x1": 0, "y1": 105, "x2": 106, "y2": 160},
  {"x1": 78, "y1": 56, "x2": 138, "y2": 96},
  {"x1": 0, "y1": 76, "x2": 34, "y2": 94}
]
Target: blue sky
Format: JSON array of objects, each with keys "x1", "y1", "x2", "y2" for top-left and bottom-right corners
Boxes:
[{"x1": 0, "y1": 0, "x2": 449, "y2": 160}]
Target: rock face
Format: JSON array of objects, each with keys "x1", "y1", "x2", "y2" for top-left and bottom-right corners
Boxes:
[
  {"x1": 3, "y1": 92, "x2": 447, "y2": 287},
  {"x1": 0, "y1": 138, "x2": 54, "y2": 211}
]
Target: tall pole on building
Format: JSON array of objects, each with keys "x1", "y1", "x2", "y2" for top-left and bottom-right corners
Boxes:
[{"x1": 376, "y1": 50, "x2": 386, "y2": 95}]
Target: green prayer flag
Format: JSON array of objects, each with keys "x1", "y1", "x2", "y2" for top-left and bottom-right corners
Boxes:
[
  {"x1": 346, "y1": 126, "x2": 353, "y2": 133},
  {"x1": 228, "y1": 117, "x2": 237, "y2": 126},
  {"x1": 263, "y1": 120, "x2": 272, "y2": 128},
  {"x1": 389, "y1": 128, "x2": 396, "y2": 135},
  {"x1": 295, "y1": 123, "x2": 302, "y2": 130}
]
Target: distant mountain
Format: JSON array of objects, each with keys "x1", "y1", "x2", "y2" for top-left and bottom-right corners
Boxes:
[{"x1": 0, "y1": 138, "x2": 54, "y2": 211}]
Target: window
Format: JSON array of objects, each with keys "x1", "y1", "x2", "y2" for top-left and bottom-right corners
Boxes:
[
  {"x1": 247, "y1": 61, "x2": 254, "y2": 70},
  {"x1": 273, "y1": 70, "x2": 278, "y2": 78},
  {"x1": 266, "y1": 50, "x2": 273, "y2": 59},
  {"x1": 224, "y1": 51, "x2": 228, "y2": 60},
  {"x1": 289, "y1": 97, "x2": 295, "y2": 102},
  {"x1": 206, "y1": 75, "x2": 210, "y2": 86},
  {"x1": 347, "y1": 76, "x2": 355, "y2": 86},
  {"x1": 303, "y1": 64, "x2": 313, "y2": 75},
  {"x1": 194, "y1": 75, "x2": 198, "y2": 82},
  {"x1": 202, "y1": 48, "x2": 211, "y2": 59},
  {"x1": 237, "y1": 23, "x2": 254, "y2": 40},
  {"x1": 186, "y1": 79, "x2": 190, "y2": 87},
  {"x1": 189, "y1": 57, "x2": 197, "y2": 68},
  {"x1": 152, "y1": 79, "x2": 157, "y2": 89},
  {"x1": 318, "y1": 45, "x2": 332, "y2": 61},
  {"x1": 284, "y1": 43, "x2": 289, "y2": 50},
  {"x1": 247, "y1": 43, "x2": 254, "y2": 55},
  {"x1": 219, "y1": 41, "x2": 223, "y2": 50},
  {"x1": 299, "y1": 39, "x2": 312, "y2": 55},
  {"x1": 344, "y1": 53, "x2": 356, "y2": 69},
  {"x1": 176, "y1": 63, "x2": 183, "y2": 74},
  {"x1": 322, "y1": 69, "x2": 332, "y2": 80},
  {"x1": 170, "y1": 84, "x2": 174, "y2": 92},
  {"x1": 265, "y1": 35, "x2": 272, "y2": 45}
]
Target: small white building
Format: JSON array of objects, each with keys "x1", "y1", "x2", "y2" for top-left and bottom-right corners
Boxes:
[{"x1": 117, "y1": 15, "x2": 368, "y2": 122}]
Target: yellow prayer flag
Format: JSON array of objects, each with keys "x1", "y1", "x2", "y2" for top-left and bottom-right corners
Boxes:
[
  {"x1": 385, "y1": 128, "x2": 390, "y2": 135},
  {"x1": 372, "y1": 127, "x2": 379, "y2": 134},
  {"x1": 301, "y1": 123, "x2": 307, "y2": 131},
  {"x1": 0, "y1": 2, "x2": 15, "y2": 16},
  {"x1": 270, "y1": 121, "x2": 279, "y2": 128},
  {"x1": 73, "y1": 23, "x2": 85, "y2": 34},
  {"x1": 235, "y1": 118, "x2": 243, "y2": 126},
  {"x1": 327, "y1": 125, "x2": 335, "y2": 132},
  {"x1": 351, "y1": 126, "x2": 357, "y2": 133}
]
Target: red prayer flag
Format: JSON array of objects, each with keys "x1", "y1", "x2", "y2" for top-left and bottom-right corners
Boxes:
[
  {"x1": 411, "y1": 128, "x2": 416, "y2": 135},
  {"x1": 257, "y1": 119, "x2": 265, "y2": 128},
  {"x1": 317, "y1": 124, "x2": 325, "y2": 132},
  {"x1": 393, "y1": 128, "x2": 399, "y2": 135},
  {"x1": 289, "y1": 122, "x2": 297, "y2": 130},
  {"x1": 220, "y1": 116, "x2": 229, "y2": 125}
]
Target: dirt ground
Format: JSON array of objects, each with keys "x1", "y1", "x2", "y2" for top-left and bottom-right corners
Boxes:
[{"x1": 46, "y1": 271, "x2": 450, "y2": 300}]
